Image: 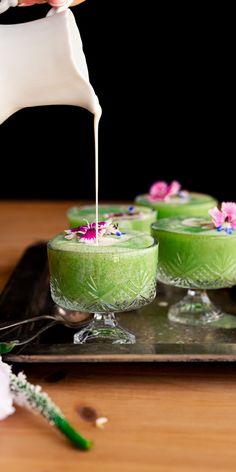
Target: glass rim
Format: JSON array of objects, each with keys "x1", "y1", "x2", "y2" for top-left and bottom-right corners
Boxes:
[
  {"x1": 67, "y1": 203, "x2": 157, "y2": 216},
  {"x1": 47, "y1": 237, "x2": 158, "y2": 255},
  {"x1": 135, "y1": 192, "x2": 217, "y2": 205},
  {"x1": 151, "y1": 218, "x2": 236, "y2": 239}
]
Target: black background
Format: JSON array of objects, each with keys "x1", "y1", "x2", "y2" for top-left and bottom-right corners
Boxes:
[{"x1": 0, "y1": 0, "x2": 234, "y2": 202}]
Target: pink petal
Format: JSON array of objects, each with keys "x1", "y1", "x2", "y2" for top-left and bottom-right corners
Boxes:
[
  {"x1": 209, "y1": 207, "x2": 225, "y2": 227},
  {"x1": 79, "y1": 229, "x2": 97, "y2": 242},
  {"x1": 221, "y1": 202, "x2": 236, "y2": 221},
  {"x1": 77, "y1": 225, "x2": 89, "y2": 234},
  {"x1": 90, "y1": 221, "x2": 111, "y2": 230},
  {"x1": 149, "y1": 181, "x2": 169, "y2": 200},
  {"x1": 168, "y1": 180, "x2": 181, "y2": 197}
]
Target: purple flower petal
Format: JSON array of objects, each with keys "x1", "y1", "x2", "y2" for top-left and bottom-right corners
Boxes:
[{"x1": 79, "y1": 228, "x2": 97, "y2": 242}]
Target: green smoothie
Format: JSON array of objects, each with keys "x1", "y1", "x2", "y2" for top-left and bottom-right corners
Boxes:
[
  {"x1": 48, "y1": 231, "x2": 158, "y2": 312},
  {"x1": 67, "y1": 204, "x2": 156, "y2": 234},
  {"x1": 135, "y1": 192, "x2": 217, "y2": 219},
  {"x1": 152, "y1": 217, "x2": 236, "y2": 289}
]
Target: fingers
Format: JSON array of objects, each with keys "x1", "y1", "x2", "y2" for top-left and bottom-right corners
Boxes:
[
  {"x1": 18, "y1": 0, "x2": 85, "y2": 5},
  {"x1": 18, "y1": 0, "x2": 47, "y2": 4},
  {"x1": 49, "y1": 0, "x2": 85, "y2": 6},
  {"x1": 69, "y1": 0, "x2": 86, "y2": 5}
]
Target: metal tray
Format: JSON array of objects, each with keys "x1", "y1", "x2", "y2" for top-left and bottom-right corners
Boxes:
[{"x1": 2, "y1": 242, "x2": 236, "y2": 362}]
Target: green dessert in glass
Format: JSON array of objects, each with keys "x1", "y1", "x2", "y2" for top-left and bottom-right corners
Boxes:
[
  {"x1": 135, "y1": 180, "x2": 217, "y2": 219},
  {"x1": 67, "y1": 204, "x2": 156, "y2": 234},
  {"x1": 48, "y1": 221, "x2": 158, "y2": 343},
  {"x1": 151, "y1": 202, "x2": 236, "y2": 325}
]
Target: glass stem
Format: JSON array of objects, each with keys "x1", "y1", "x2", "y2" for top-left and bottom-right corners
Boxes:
[
  {"x1": 168, "y1": 288, "x2": 221, "y2": 325},
  {"x1": 187, "y1": 289, "x2": 211, "y2": 304},
  {"x1": 94, "y1": 313, "x2": 117, "y2": 327},
  {"x1": 74, "y1": 312, "x2": 135, "y2": 344}
]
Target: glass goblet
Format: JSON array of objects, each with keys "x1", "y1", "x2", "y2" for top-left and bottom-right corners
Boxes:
[
  {"x1": 67, "y1": 204, "x2": 157, "y2": 234},
  {"x1": 47, "y1": 232, "x2": 158, "y2": 344},
  {"x1": 135, "y1": 190, "x2": 217, "y2": 219},
  {"x1": 152, "y1": 217, "x2": 236, "y2": 325}
]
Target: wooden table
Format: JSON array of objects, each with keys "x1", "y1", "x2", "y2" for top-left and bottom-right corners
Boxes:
[{"x1": 1, "y1": 201, "x2": 236, "y2": 472}]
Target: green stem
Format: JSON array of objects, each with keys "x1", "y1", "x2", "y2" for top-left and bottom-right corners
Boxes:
[{"x1": 53, "y1": 415, "x2": 93, "y2": 450}]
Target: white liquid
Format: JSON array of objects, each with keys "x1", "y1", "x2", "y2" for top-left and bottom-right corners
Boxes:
[{"x1": 94, "y1": 108, "x2": 102, "y2": 245}]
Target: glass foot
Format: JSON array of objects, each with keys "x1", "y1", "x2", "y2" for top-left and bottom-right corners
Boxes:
[
  {"x1": 73, "y1": 313, "x2": 135, "y2": 344},
  {"x1": 168, "y1": 289, "x2": 222, "y2": 326}
]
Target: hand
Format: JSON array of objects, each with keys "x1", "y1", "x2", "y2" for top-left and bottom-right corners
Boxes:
[
  {"x1": 0, "y1": 0, "x2": 85, "y2": 13},
  {"x1": 18, "y1": 0, "x2": 85, "y2": 6}
]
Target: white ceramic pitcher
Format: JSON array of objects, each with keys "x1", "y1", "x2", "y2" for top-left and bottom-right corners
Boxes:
[{"x1": 0, "y1": 9, "x2": 100, "y2": 124}]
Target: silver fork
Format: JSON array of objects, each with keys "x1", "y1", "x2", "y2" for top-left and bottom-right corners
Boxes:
[{"x1": 0, "y1": 307, "x2": 92, "y2": 353}]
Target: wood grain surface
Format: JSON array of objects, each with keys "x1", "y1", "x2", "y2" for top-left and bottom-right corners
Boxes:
[{"x1": 1, "y1": 201, "x2": 236, "y2": 472}]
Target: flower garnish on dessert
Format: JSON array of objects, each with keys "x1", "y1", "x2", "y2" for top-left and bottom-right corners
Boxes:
[
  {"x1": 148, "y1": 180, "x2": 189, "y2": 202},
  {"x1": 209, "y1": 202, "x2": 236, "y2": 234},
  {"x1": 65, "y1": 220, "x2": 124, "y2": 243}
]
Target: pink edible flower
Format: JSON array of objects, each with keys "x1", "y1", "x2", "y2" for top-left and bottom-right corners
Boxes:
[
  {"x1": 148, "y1": 180, "x2": 181, "y2": 201},
  {"x1": 65, "y1": 220, "x2": 123, "y2": 244},
  {"x1": 77, "y1": 221, "x2": 110, "y2": 242},
  {"x1": 209, "y1": 202, "x2": 236, "y2": 234},
  {"x1": 221, "y1": 203, "x2": 236, "y2": 229}
]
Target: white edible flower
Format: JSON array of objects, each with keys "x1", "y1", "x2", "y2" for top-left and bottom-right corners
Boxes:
[{"x1": 0, "y1": 356, "x2": 15, "y2": 420}]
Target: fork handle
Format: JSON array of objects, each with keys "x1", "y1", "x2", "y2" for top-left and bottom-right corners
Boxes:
[
  {"x1": 16, "y1": 320, "x2": 58, "y2": 345},
  {"x1": 0, "y1": 320, "x2": 58, "y2": 354},
  {"x1": 0, "y1": 315, "x2": 56, "y2": 331}
]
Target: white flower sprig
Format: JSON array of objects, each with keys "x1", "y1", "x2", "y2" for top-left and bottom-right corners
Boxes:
[
  {"x1": 0, "y1": 357, "x2": 92, "y2": 450},
  {"x1": 0, "y1": 357, "x2": 15, "y2": 420}
]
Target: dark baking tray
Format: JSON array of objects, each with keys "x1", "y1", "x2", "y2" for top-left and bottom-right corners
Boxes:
[{"x1": 2, "y1": 242, "x2": 236, "y2": 362}]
